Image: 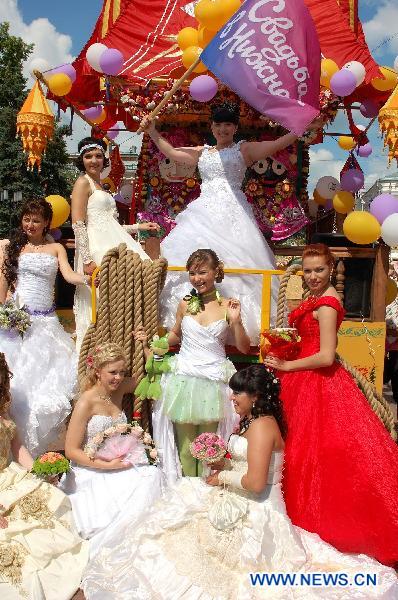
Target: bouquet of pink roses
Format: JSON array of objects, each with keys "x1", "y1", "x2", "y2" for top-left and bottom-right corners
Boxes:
[{"x1": 190, "y1": 432, "x2": 228, "y2": 464}]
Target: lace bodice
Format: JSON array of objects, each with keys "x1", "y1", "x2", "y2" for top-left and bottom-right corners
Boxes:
[
  {"x1": 198, "y1": 143, "x2": 247, "y2": 194},
  {"x1": 16, "y1": 253, "x2": 57, "y2": 311},
  {"x1": 229, "y1": 434, "x2": 284, "y2": 485},
  {"x1": 85, "y1": 174, "x2": 118, "y2": 228},
  {"x1": 0, "y1": 417, "x2": 16, "y2": 471},
  {"x1": 84, "y1": 412, "x2": 127, "y2": 444}
]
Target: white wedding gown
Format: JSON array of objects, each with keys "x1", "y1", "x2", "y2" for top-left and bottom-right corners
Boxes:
[
  {"x1": 74, "y1": 174, "x2": 151, "y2": 351},
  {"x1": 82, "y1": 435, "x2": 397, "y2": 599},
  {"x1": 0, "y1": 253, "x2": 76, "y2": 456},
  {"x1": 160, "y1": 142, "x2": 278, "y2": 344},
  {"x1": 61, "y1": 412, "x2": 164, "y2": 557}
]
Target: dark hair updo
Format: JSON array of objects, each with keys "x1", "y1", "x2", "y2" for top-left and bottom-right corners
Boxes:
[
  {"x1": 75, "y1": 137, "x2": 109, "y2": 172},
  {"x1": 229, "y1": 364, "x2": 286, "y2": 437},
  {"x1": 211, "y1": 102, "x2": 240, "y2": 125},
  {"x1": 186, "y1": 248, "x2": 225, "y2": 283}
]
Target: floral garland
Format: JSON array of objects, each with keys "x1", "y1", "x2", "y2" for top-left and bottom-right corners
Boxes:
[{"x1": 84, "y1": 421, "x2": 159, "y2": 464}]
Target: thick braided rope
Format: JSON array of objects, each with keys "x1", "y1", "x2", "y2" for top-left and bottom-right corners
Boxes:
[{"x1": 275, "y1": 264, "x2": 396, "y2": 438}]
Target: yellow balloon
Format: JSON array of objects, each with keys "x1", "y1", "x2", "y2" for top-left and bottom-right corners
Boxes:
[
  {"x1": 313, "y1": 189, "x2": 327, "y2": 206},
  {"x1": 320, "y1": 58, "x2": 339, "y2": 88},
  {"x1": 386, "y1": 277, "x2": 398, "y2": 305},
  {"x1": 47, "y1": 73, "x2": 72, "y2": 97},
  {"x1": 338, "y1": 135, "x2": 356, "y2": 151},
  {"x1": 195, "y1": 0, "x2": 227, "y2": 31},
  {"x1": 343, "y1": 211, "x2": 381, "y2": 245},
  {"x1": 198, "y1": 26, "x2": 217, "y2": 48},
  {"x1": 182, "y1": 46, "x2": 207, "y2": 73},
  {"x1": 91, "y1": 108, "x2": 107, "y2": 124},
  {"x1": 177, "y1": 27, "x2": 199, "y2": 50},
  {"x1": 222, "y1": 0, "x2": 242, "y2": 20},
  {"x1": 333, "y1": 191, "x2": 355, "y2": 214},
  {"x1": 46, "y1": 195, "x2": 71, "y2": 229},
  {"x1": 371, "y1": 67, "x2": 398, "y2": 91}
]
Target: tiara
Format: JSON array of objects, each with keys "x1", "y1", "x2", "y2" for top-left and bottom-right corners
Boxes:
[
  {"x1": 211, "y1": 101, "x2": 240, "y2": 116},
  {"x1": 79, "y1": 143, "x2": 105, "y2": 156}
]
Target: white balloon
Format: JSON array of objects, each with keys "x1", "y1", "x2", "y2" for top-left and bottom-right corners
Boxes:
[
  {"x1": 86, "y1": 43, "x2": 107, "y2": 73},
  {"x1": 342, "y1": 61, "x2": 366, "y2": 86},
  {"x1": 381, "y1": 213, "x2": 398, "y2": 246},
  {"x1": 315, "y1": 176, "x2": 341, "y2": 200},
  {"x1": 119, "y1": 184, "x2": 133, "y2": 205},
  {"x1": 29, "y1": 57, "x2": 50, "y2": 77},
  {"x1": 394, "y1": 56, "x2": 398, "y2": 72}
]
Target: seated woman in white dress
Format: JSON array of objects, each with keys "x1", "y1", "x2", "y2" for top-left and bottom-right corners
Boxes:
[
  {"x1": 62, "y1": 342, "x2": 164, "y2": 557},
  {"x1": 82, "y1": 364, "x2": 398, "y2": 599},
  {"x1": 140, "y1": 106, "x2": 323, "y2": 343},
  {"x1": 0, "y1": 198, "x2": 90, "y2": 456},
  {"x1": 0, "y1": 353, "x2": 88, "y2": 600},
  {"x1": 72, "y1": 137, "x2": 161, "y2": 351}
]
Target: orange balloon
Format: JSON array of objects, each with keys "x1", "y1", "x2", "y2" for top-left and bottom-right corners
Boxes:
[
  {"x1": 371, "y1": 67, "x2": 398, "y2": 92},
  {"x1": 91, "y1": 108, "x2": 107, "y2": 124},
  {"x1": 313, "y1": 189, "x2": 327, "y2": 206},
  {"x1": 177, "y1": 27, "x2": 199, "y2": 50},
  {"x1": 198, "y1": 27, "x2": 217, "y2": 48},
  {"x1": 182, "y1": 46, "x2": 207, "y2": 73},
  {"x1": 332, "y1": 191, "x2": 355, "y2": 214},
  {"x1": 47, "y1": 73, "x2": 72, "y2": 96},
  {"x1": 195, "y1": 0, "x2": 227, "y2": 31},
  {"x1": 222, "y1": 0, "x2": 242, "y2": 20}
]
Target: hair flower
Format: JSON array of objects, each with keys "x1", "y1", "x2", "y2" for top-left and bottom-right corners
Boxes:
[{"x1": 86, "y1": 355, "x2": 94, "y2": 368}]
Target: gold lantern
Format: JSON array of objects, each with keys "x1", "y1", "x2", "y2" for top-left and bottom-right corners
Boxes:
[
  {"x1": 379, "y1": 83, "x2": 398, "y2": 165},
  {"x1": 16, "y1": 80, "x2": 54, "y2": 171}
]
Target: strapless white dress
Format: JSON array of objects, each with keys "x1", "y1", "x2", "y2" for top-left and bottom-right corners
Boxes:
[
  {"x1": 0, "y1": 253, "x2": 76, "y2": 456},
  {"x1": 160, "y1": 143, "x2": 278, "y2": 344},
  {"x1": 61, "y1": 412, "x2": 165, "y2": 557},
  {"x1": 74, "y1": 174, "x2": 151, "y2": 350},
  {"x1": 83, "y1": 435, "x2": 398, "y2": 599}
]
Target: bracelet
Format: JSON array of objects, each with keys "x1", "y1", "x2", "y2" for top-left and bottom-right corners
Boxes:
[{"x1": 218, "y1": 470, "x2": 244, "y2": 489}]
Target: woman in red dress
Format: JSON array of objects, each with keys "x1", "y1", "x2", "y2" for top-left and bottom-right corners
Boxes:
[{"x1": 264, "y1": 243, "x2": 398, "y2": 567}]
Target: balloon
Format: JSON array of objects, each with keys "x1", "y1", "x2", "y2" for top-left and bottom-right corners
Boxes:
[
  {"x1": 315, "y1": 176, "x2": 340, "y2": 199},
  {"x1": 342, "y1": 61, "x2": 365, "y2": 86},
  {"x1": 29, "y1": 58, "x2": 50, "y2": 77},
  {"x1": 107, "y1": 124, "x2": 120, "y2": 140},
  {"x1": 320, "y1": 58, "x2": 339, "y2": 88},
  {"x1": 182, "y1": 46, "x2": 207, "y2": 73},
  {"x1": 46, "y1": 195, "x2": 70, "y2": 228},
  {"x1": 338, "y1": 135, "x2": 356, "y2": 151},
  {"x1": 369, "y1": 193, "x2": 398, "y2": 224},
  {"x1": 91, "y1": 108, "x2": 107, "y2": 124},
  {"x1": 381, "y1": 213, "x2": 398, "y2": 246},
  {"x1": 189, "y1": 75, "x2": 218, "y2": 102},
  {"x1": 340, "y1": 169, "x2": 364, "y2": 193},
  {"x1": 177, "y1": 27, "x2": 199, "y2": 50},
  {"x1": 86, "y1": 43, "x2": 107, "y2": 72},
  {"x1": 99, "y1": 48, "x2": 124, "y2": 76},
  {"x1": 198, "y1": 27, "x2": 217, "y2": 48},
  {"x1": 47, "y1": 73, "x2": 72, "y2": 96},
  {"x1": 313, "y1": 189, "x2": 327, "y2": 206},
  {"x1": 359, "y1": 100, "x2": 379, "y2": 119},
  {"x1": 82, "y1": 106, "x2": 103, "y2": 121},
  {"x1": 324, "y1": 199, "x2": 334, "y2": 211},
  {"x1": 371, "y1": 67, "x2": 398, "y2": 91},
  {"x1": 357, "y1": 143, "x2": 372, "y2": 157},
  {"x1": 386, "y1": 278, "x2": 398, "y2": 305},
  {"x1": 101, "y1": 163, "x2": 112, "y2": 179},
  {"x1": 47, "y1": 63, "x2": 76, "y2": 82},
  {"x1": 101, "y1": 177, "x2": 116, "y2": 193},
  {"x1": 195, "y1": 0, "x2": 227, "y2": 31},
  {"x1": 307, "y1": 199, "x2": 318, "y2": 218},
  {"x1": 119, "y1": 184, "x2": 133, "y2": 205},
  {"x1": 333, "y1": 191, "x2": 355, "y2": 214},
  {"x1": 221, "y1": 0, "x2": 242, "y2": 20},
  {"x1": 343, "y1": 211, "x2": 381, "y2": 245},
  {"x1": 330, "y1": 70, "x2": 357, "y2": 97},
  {"x1": 49, "y1": 228, "x2": 62, "y2": 241}
]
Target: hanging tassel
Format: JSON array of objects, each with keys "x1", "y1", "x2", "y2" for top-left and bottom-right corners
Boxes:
[
  {"x1": 69, "y1": 107, "x2": 74, "y2": 136},
  {"x1": 56, "y1": 103, "x2": 61, "y2": 122},
  {"x1": 105, "y1": 77, "x2": 111, "y2": 103}
]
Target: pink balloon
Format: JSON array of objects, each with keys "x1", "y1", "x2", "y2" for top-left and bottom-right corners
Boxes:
[
  {"x1": 357, "y1": 143, "x2": 372, "y2": 157},
  {"x1": 48, "y1": 63, "x2": 76, "y2": 82},
  {"x1": 189, "y1": 75, "x2": 218, "y2": 102},
  {"x1": 99, "y1": 48, "x2": 124, "y2": 76},
  {"x1": 330, "y1": 70, "x2": 357, "y2": 97},
  {"x1": 83, "y1": 106, "x2": 103, "y2": 120},
  {"x1": 359, "y1": 100, "x2": 379, "y2": 119},
  {"x1": 340, "y1": 169, "x2": 364, "y2": 193},
  {"x1": 369, "y1": 193, "x2": 398, "y2": 224}
]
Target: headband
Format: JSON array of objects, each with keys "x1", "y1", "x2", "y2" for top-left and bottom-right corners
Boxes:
[{"x1": 79, "y1": 143, "x2": 105, "y2": 156}]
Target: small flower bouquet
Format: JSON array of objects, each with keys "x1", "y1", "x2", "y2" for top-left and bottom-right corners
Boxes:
[
  {"x1": 0, "y1": 298, "x2": 31, "y2": 337},
  {"x1": 84, "y1": 421, "x2": 159, "y2": 466},
  {"x1": 260, "y1": 328, "x2": 301, "y2": 361},
  {"x1": 31, "y1": 452, "x2": 70, "y2": 479},
  {"x1": 190, "y1": 432, "x2": 228, "y2": 464}
]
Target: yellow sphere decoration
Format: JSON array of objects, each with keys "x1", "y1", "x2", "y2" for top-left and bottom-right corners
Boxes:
[
  {"x1": 182, "y1": 46, "x2": 207, "y2": 73},
  {"x1": 333, "y1": 191, "x2": 355, "y2": 214},
  {"x1": 195, "y1": 0, "x2": 227, "y2": 31},
  {"x1": 198, "y1": 26, "x2": 216, "y2": 48},
  {"x1": 46, "y1": 195, "x2": 71, "y2": 228},
  {"x1": 343, "y1": 211, "x2": 381, "y2": 245},
  {"x1": 338, "y1": 136, "x2": 356, "y2": 151},
  {"x1": 386, "y1": 277, "x2": 398, "y2": 305},
  {"x1": 47, "y1": 73, "x2": 72, "y2": 97},
  {"x1": 91, "y1": 108, "x2": 107, "y2": 124},
  {"x1": 222, "y1": 0, "x2": 242, "y2": 20},
  {"x1": 371, "y1": 67, "x2": 398, "y2": 91},
  {"x1": 320, "y1": 58, "x2": 339, "y2": 88},
  {"x1": 313, "y1": 189, "x2": 327, "y2": 206},
  {"x1": 177, "y1": 27, "x2": 199, "y2": 50}
]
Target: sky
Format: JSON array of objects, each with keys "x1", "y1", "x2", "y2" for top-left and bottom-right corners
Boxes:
[{"x1": 1, "y1": 0, "x2": 398, "y2": 192}]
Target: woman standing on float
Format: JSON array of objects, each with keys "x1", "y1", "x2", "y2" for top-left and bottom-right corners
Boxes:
[
  {"x1": 71, "y1": 137, "x2": 159, "y2": 351},
  {"x1": 140, "y1": 104, "x2": 321, "y2": 343}
]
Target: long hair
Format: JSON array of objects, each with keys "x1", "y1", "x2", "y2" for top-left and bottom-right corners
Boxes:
[
  {"x1": 0, "y1": 353, "x2": 12, "y2": 417},
  {"x1": 229, "y1": 364, "x2": 286, "y2": 437},
  {"x1": 2, "y1": 198, "x2": 53, "y2": 293},
  {"x1": 80, "y1": 342, "x2": 126, "y2": 393}
]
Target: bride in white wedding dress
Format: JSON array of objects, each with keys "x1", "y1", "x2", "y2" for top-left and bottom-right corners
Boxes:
[
  {"x1": 82, "y1": 365, "x2": 397, "y2": 599},
  {"x1": 140, "y1": 105, "x2": 322, "y2": 343}
]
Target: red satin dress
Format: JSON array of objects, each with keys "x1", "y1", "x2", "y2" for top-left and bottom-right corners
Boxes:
[{"x1": 279, "y1": 295, "x2": 398, "y2": 566}]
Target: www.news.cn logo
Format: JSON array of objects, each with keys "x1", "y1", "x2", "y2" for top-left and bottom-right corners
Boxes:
[{"x1": 249, "y1": 572, "x2": 378, "y2": 588}]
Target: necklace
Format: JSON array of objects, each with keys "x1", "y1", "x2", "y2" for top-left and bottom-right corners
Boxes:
[
  {"x1": 215, "y1": 142, "x2": 234, "y2": 151},
  {"x1": 26, "y1": 239, "x2": 46, "y2": 252},
  {"x1": 184, "y1": 288, "x2": 222, "y2": 315},
  {"x1": 239, "y1": 414, "x2": 258, "y2": 435},
  {"x1": 99, "y1": 393, "x2": 112, "y2": 405}
]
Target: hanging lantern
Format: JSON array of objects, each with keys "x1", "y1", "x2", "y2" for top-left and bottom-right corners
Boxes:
[
  {"x1": 378, "y1": 82, "x2": 398, "y2": 165},
  {"x1": 16, "y1": 81, "x2": 54, "y2": 171}
]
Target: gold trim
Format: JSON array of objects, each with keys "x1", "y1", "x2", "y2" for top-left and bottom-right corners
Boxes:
[{"x1": 101, "y1": 0, "x2": 112, "y2": 38}]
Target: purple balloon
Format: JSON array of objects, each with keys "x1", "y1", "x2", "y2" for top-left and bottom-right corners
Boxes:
[
  {"x1": 107, "y1": 124, "x2": 120, "y2": 140},
  {"x1": 357, "y1": 143, "x2": 372, "y2": 157},
  {"x1": 189, "y1": 75, "x2": 218, "y2": 102},
  {"x1": 359, "y1": 100, "x2": 379, "y2": 119},
  {"x1": 330, "y1": 70, "x2": 357, "y2": 97},
  {"x1": 83, "y1": 105, "x2": 103, "y2": 120},
  {"x1": 50, "y1": 228, "x2": 62, "y2": 241},
  {"x1": 340, "y1": 168, "x2": 364, "y2": 193},
  {"x1": 369, "y1": 193, "x2": 398, "y2": 224},
  {"x1": 99, "y1": 48, "x2": 124, "y2": 76},
  {"x1": 48, "y1": 63, "x2": 76, "y2": 82},
  {"x1": 324, "y1": 199, "x2": 334, "y2": 211}
]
